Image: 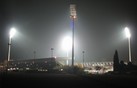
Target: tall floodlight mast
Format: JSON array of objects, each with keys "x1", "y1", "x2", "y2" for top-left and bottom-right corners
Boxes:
[
  {"x1": 125, "y1": 27, "x2": 132, "y2": 62},
  {"x1": 70, "y1": 4, "x2": 77, "y2": 67},
  {"x1": 8, "y1": 28, "x2": 16, "y2": 61}
]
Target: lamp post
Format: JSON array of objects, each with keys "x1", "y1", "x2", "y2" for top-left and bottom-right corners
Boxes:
[
  {"x1": 51, "y1": 48, "x2": 54, "y2": 58},
  {"x1": 33, "y1": 51, "x2": 36, "y2": 59},
  {"x1": 125, "y1": 27, "x2": 131, "y2": 62},
  {"x1": 70, "y1": 4, "x2": 77, "y2": 67},
  {"x1": 8, "y1": 28, "x2": 16, "y2": 61},
  {"x1": 82, "y1": 51, "x2": 85, "y2": 68}
]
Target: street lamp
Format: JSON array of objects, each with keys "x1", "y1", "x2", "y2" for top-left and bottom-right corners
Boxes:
[
  {"x1": 70, "y1": 4, "x2": 77, "y2": 66},
  {"x1": 82, "y1": 51, "x2": 85, "y2": 68},
  {"x1": 8, "y1": 28, "x2": 16, "y2": 61},
  {"x1": 51, "y1": 48, "x2": 54, "y2": 57},
  {"x1": 33, "y1": 51, "x2": 36, "y2": 59},
  {"x1": 125, "y1": 27, "x2": 131, "y2": 62}
]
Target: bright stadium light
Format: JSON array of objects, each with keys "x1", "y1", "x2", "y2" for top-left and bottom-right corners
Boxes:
[
  {"x1": 124, "y1": 27, "x2": 131, "y2": 62},
  {"x1": 62, "y1": 36, "x2": 72, "y2": 65},
  {"x1": 8, "y1": 28, "x2": 16, "y2": 61},
  {"x1": 62, "y1": 36, "x2": 72, "y2": 57},
  {"x1": 62, "y1": 36, "x2": 72, "y2": 51},
  {"x1": 10, "y1": 28, "x2": 16, "y2": 38},
  {"x1": 125, "y1": 27, "x2": 131, "y2": 38}
]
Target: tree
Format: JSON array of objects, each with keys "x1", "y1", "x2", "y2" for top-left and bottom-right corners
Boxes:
[{"x1": 113, "y1": 50, "x2": 120, "y2": 71}]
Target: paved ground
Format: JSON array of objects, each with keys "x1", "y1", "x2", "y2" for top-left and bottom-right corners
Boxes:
[{"x1": 0, "y1": 72, "x2": 137, "y2": 88}]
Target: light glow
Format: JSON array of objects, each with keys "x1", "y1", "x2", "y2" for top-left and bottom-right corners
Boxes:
[
  {"x1": 70, "y1": 4, "x2": 77, "y2": 19},
  {"x1": 125, "y1": 27, "x2": 131, "y2": 38},
  {"x1": 62, "y1": 36, "x2": 72, "y2": 51},
  {"x1": 10, "y1": 28, "x2": 16, "y2": 38}
]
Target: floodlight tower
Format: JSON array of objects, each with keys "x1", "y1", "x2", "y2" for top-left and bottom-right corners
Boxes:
[
  {"x1": 70, "y1": 4, "x2": 77, "y2": 67},
  {"x1": 125, "y1": 27, "x2": 132, "y2": 62},
  {"x1": 8, "y1": 28, "x2": 16, "y2": 61}
]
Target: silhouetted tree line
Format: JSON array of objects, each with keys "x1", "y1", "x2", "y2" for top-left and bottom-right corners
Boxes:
[{"x1": 113, "y1": 50, "x2": 137, "y2": 74}]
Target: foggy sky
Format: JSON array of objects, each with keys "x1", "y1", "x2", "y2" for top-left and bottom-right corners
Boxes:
[{"x1": 0, "y1": 0, "x2": 137, "y2": 63}]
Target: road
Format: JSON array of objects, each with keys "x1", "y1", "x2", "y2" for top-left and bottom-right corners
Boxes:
[{"x1": 1, "y1": 72, "x2": 137, "y2": 88}]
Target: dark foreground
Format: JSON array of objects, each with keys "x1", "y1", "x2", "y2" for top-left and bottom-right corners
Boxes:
[{"x1": 0, "y1": 72, "x2": 137, "y2": 88}]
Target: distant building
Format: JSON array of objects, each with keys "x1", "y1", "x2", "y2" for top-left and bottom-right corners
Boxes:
[{"x1": 7, "y1": 57, "x2": 67, "y2": 71}]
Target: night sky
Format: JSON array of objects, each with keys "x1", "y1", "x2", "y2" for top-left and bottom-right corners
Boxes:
[{"x1": 0, "y1": 0, "x2": 137, "y2": 64}]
